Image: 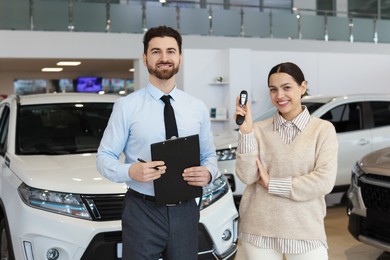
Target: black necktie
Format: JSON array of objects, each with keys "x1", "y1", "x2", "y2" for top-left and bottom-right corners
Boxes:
[{"x1": 161, "y1": 95, "x2": 178, "y2": 140}]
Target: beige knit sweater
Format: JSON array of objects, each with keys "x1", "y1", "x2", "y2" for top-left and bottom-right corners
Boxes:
[{"x1": 236, "y1": 116, "x2": 338, "y2": 241}]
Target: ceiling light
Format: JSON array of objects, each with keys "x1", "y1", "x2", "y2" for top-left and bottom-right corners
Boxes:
[
  {"x1": 57, "y1": 61, "x2": 81, "y2": 66},
  {"x1": 42, "y1": 67, "x2": 63, "y2": 72},
  {"x1": 129, "y1": 68, "x2": 135, "y2": 72},
  {"x1": 159, "y1": 0, "x2": 166, "y2": 3}
]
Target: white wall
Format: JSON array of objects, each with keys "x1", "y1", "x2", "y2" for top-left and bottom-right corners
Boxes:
[
  {"x1": 180, "y1": 46, "x2": 390, "y2": 133},
  {"x1": 2, "y1": 30, "x2": 390, "y2": 134}
]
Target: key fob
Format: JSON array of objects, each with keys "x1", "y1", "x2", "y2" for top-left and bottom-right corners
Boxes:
[{"x1": 236, "y1": 90, "x2": 248, "y2": 125}]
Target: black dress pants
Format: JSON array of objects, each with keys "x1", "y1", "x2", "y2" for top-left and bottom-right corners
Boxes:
[{"x1": 121, "y1": 190, "x2": 199, "y2": 260}]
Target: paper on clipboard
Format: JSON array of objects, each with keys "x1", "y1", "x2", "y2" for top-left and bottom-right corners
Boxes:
[{"x1": 151, "y1": 134, "x2": 202, "y2": 206}]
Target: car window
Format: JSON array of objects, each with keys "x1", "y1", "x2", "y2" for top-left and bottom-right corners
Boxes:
[
  {"x1": 302, "y1": 102, "x2": 325, "y2": 114},
  {"x1": 0, "y1": 105, "x2": 9, "y2": 154},
  {"x1": 16, "y1": 102, "x2": 113, "y2": 155},
  {"x1": 369, "y1": 101, "x2": 390, "y2": 128},
  {"x1": 321, "y1": 102, "x2": 363, "y2": 133}
]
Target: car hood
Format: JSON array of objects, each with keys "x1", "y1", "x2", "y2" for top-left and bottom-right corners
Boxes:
[
  {"x1": 9, "y1": 153, "x2": 127, "y2": 194},
  {"x1": 213, "y1": 130, "x2": 238, "y2": 150},
  {"x1": 360, "y1": 147, "x2": 390, "y2": 176}
]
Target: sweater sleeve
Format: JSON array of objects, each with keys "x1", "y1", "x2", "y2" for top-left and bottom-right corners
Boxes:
[
  {"x1": 235, "y1": 130, "x2": 260, "y2": 185},
  {"x1": 290, "y1": 122, "x2": 339, "y2": 202}
]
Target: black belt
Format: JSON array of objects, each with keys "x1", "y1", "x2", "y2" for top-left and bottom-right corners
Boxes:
[
  {"x1": 128, "y1": 188, "x2": 156, "y2": 202},
  {"x1": 127, "y1": 188, "x2": 188, "y2": 206}
]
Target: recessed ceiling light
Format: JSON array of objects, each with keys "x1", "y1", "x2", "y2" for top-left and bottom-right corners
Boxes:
[
  {"x1": 42, "y1": 67, "x2": 63, "y2": 72},
  {"x1": 57, "y1": 61, "x2": 81, "y2": 66},
  {"x1": 129, "y1": 68, "x2": 135, "y2": 72}
]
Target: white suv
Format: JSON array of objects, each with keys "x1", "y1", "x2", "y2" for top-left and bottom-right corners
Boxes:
[
  {"x1": 214, "y1": 94, "x2": 390, "y2": 205},
  {"x1": 0, "y1": 93, "x2": 238, "y2": 260}
]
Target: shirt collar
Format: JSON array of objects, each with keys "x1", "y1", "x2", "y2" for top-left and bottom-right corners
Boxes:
[
  {"x1": 146, "y1": 83, "x2": 178, "y2": 101},
  {"x1": 273, "y1": 106, "x2": 310, "y2": 131}
]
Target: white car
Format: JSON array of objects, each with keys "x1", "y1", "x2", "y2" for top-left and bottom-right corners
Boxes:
[
  {"x1": 0, "y1": 93, "x2": 238, "y2": 260},
  {"x1": 214, "y1": 94, "x2": 390, "y2": 205}
]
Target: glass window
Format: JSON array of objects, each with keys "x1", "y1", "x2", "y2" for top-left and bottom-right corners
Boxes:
[
  {"x1": 14, "y1": 79, "x2": 47, "y2": 95},
  {"x1": 317, "y1": 0, "x2": 334, "y2": 16},
  {"x1": 321, "y1": 102, "x2": 362, "y2": 133},
  {"x1": 348, "y1": 0, "x2": 377, "y2": 19},
  {"x1": 303, "y1": 102, "x2": 326, "y2": 114},
  {"x1": 0, "y1": 105, "x2": 10, "y2": 153},
  {"x1": 16, "y1": 102, "x2": 114, "y2": 155},
  {"x1": 370, "y1": 101, "x2": 390, "y2": 127}
]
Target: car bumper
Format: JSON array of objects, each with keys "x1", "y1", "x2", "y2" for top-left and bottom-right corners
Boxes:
[
  {"x1": 347, "y1": 177, "x2": 390, "y2": 252},
  {"x1": 8, "y1": 189, "x2": 238, "y2": 260},
  {"x1": 199, "y1": 189, "x2": 239, "y2": 259}
]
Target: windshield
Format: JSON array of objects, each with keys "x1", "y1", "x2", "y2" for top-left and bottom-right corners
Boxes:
[
  {"x1": 254, "y1": 101, "x2": 326, "y2": 122},
  {"x1": 304, "y1": 102, "x2": 326, "y2": 114},
  {"x1": 16, "y1": 102, "x2": 113, "y2": 155}
]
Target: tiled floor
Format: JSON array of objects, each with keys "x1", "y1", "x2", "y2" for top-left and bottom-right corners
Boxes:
[{"x1": 234, "y1": 205, "x2": 389, "y2": 260}]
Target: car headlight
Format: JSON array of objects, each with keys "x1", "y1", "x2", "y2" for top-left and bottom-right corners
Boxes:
[
  {"x1": 18, "y1": 183, "x2": 91, "y2": 220},
  {"x1": 200, "y1": 174, "x2": 229, "y2": 210},
  {"x1": 216, "y1": 147, "x2": 236, "y2": 161}
]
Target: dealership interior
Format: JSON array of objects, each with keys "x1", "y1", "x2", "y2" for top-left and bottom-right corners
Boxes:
[{"x1": 1, "y1": 0, "x2": 390, "y2": 260}]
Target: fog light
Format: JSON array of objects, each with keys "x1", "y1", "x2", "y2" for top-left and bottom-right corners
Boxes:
[
  {"x1": 23, "y1": 241, "x2": 34, "y2": 260},
  {"x1": 222, "y1": 229, "x2": 232, "y2": 241},
  {"x1": 46, "y1": 248, "x2": 59, "y2": 260}
]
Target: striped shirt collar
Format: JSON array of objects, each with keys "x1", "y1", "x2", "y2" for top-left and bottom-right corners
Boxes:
[{"x1": 273, "y1": 106, "x2": 310, "y2": 132}]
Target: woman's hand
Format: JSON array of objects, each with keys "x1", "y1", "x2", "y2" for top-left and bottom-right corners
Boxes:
[
  {"x1": 234, "y1": 95, "x2": 253, "y2": 134},
  {"x1": 256, "y1": 158, "x2": 269, "y2": 189}
]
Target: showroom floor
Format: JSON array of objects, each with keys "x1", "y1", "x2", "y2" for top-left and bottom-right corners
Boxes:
[{"x1": 234, "y1": 205, "x2": 390, "y2": 260}]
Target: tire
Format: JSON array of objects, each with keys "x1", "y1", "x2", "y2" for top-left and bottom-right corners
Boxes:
[{"x1": 0, "y1": 218, "x2": 14, "y2": 260}]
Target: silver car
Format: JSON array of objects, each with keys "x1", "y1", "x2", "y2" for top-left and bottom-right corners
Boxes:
[{"x1": 347, "y1": 147, "x2": 390, "y2": 252}]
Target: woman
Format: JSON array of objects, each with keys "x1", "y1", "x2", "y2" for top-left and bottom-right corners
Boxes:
[{"x1": 235, "y1": 62, "x2": 338, "y2": 260}]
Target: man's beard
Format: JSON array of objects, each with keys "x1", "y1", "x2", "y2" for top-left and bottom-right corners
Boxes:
[{"x1": 146, "y1": 62, "x2": 180, "y2": 80}]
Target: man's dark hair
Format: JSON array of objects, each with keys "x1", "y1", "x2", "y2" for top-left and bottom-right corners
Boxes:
[{"x1": 143, "y1": 25, "x2": 182, "y2": 54}]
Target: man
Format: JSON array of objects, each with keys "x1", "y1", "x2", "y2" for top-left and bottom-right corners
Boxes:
[{"x1": 96, "y1": 25, "x2": 219, "y2": 260}]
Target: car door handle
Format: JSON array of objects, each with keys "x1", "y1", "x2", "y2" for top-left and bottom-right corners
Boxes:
[{"x1": 357, "y1": 139, "x2": 370, "y2": 146}]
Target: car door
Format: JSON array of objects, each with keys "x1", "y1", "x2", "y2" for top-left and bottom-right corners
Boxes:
[
  {"x1": 319, "y1": 102, "x2": 371, "y2": 189},
  {"x1": 366, "y1": 101, "x2": 390, "y2": 153}
]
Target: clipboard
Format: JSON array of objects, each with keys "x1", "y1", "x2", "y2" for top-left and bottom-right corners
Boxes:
[{"x1": 151, "y1": 134, "x2": 202, "y2": 206}]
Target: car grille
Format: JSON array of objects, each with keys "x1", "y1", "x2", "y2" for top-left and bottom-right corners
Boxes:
[
  {"x1": 357, "y1": 174, "x2": 390, "y2": 245},
  {"x1": 82, "y1": 194, "x2": 125, "y2": 221},
  {"x1": 81, "y1": 231, "x2": 122, "y2": 260},
  {"x1": 359, "y1": 174, "x2": 390, "y2": 212},
  {"x1": 363, "y1": 208, "x2": 390, "y2": 244},
  {"x1": 80, "y1": 224, "x2": 218, "y2": 260}
]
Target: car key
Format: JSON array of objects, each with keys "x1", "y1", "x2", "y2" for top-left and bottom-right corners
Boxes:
[{"x1": 236, "y1": 90, "x2": 248, "y2": 125}]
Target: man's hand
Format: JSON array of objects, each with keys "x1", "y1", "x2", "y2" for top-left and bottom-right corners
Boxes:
[
  {"x1": 129, "y1": 161, "x2": 166, "y2": 183},
  {"x1": 182, "y1": 166, "x2": 211, "y2": 187}
]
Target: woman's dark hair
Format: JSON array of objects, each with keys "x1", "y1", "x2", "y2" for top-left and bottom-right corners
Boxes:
[
  {"x1": 143, "y1": 25, "x2": 182, "y2": 54},
  {"x1": 267, "y1": 62, "x2": 305, "y2": 86},
  {"x1": 267, "y1": 62, "x2": 308, "y2": 96}
]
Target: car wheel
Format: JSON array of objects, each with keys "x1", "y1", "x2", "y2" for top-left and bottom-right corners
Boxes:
[{"x1": 0, "y1": 218, "x2": 14, "y2": 260}]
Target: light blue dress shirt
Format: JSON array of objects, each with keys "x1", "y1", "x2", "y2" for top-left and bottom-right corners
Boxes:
[{"x1": 96, "y1": 83, "x2": 219, "y2": 196}]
